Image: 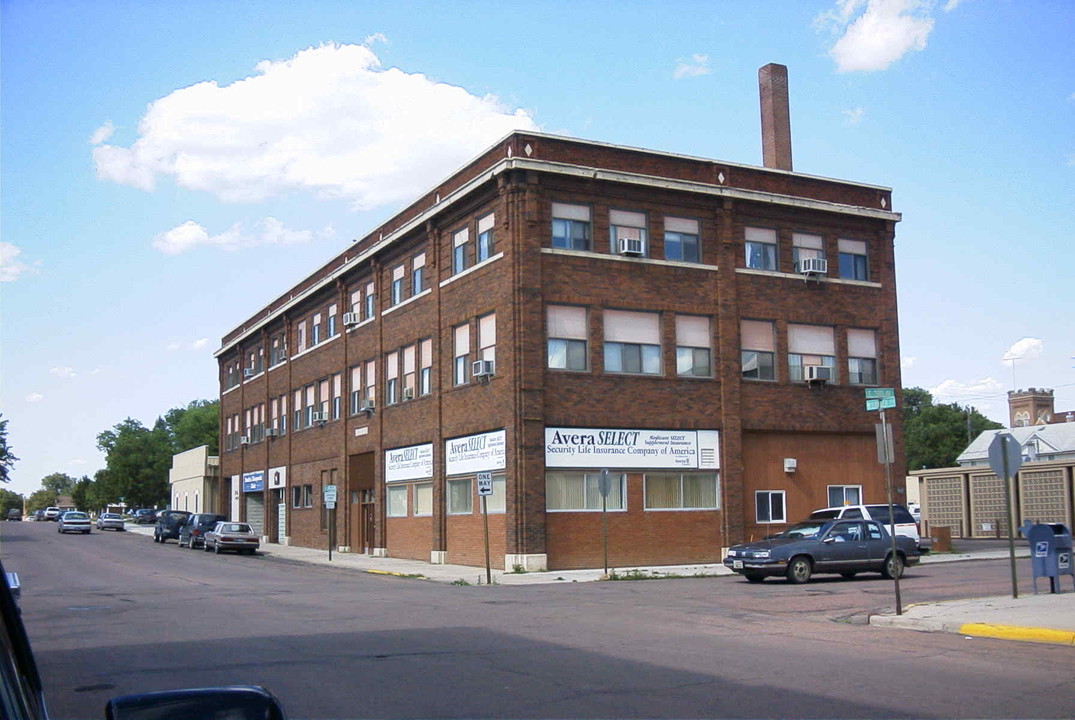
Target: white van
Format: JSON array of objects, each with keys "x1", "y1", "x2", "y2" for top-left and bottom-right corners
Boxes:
[{"x1": 808, "y1": 504, "x2": 930, "y2": 552}]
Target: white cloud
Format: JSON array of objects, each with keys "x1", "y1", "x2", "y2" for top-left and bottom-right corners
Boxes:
[
  {"x1": 674, "y1": 54, "x2": 711, "y2": 79},
  {"x1": 0, "y1": 241, "x2": 34, "y2": 282},
  {"x1": 94, "y1": 42, "x2": 539, "y2": 210},
  {"x1": 929, "y1": 376, "x2": 1005, "y2": 402},
  {"x1": 901, "y1": 356, "x2": 916, "y2": 369},
  {"x1": 1001, "y1": 337, "x2": 1044, "y2": 363},
  {"x1": 49, "y1": 366, "x2": 77, "y2": 379},
  {"x1": 818, "y1": 0, "x2": 935, "y2": 73},
  {"x1": 842, "y1": 106, "x2": 866, "y2": 125},
  {"x1": 25, "y1": 392, "x2": 44, "y2": 404},
  {"x1": 192, "y1": 338, "x2": 209, "y2": 350},
  {"x1": 89, "y1": 121, "x2": 115, "y2": 145},
  {"x1": 153, "y1": 217, "x2": 328, "y2": 255},
  {"x1": 167, "y1": 338, "x2": 211, "y2": 351},
  {"x1": 943, "y1": 0, "x2": 964, "y2": 11}
]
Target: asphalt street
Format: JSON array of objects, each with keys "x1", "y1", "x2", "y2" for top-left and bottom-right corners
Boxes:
[{"x1": 3, "y1": 520, "x2": 1073, "y2": 719}]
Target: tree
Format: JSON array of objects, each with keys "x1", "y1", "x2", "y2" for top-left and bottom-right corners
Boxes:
[
  {"x1": 163, "y1": 400, "x2": 219, "y2": 455},
  {"x1": 97, "y1": 418, "x2": 173, "y2": 508},
  {"x1": 26, "y1": 489, "x2": 55, "y2": 513},
  {"x1": 903, "y1": 387, "x2": 1002, "y2": 470},
  {"x1": 70, "y1": 476, "x2": 93, "y2": 512},
  {"x1": 40, "y1": 472, "x2": 76, "y2": 496},
  {"x1": 0, "y1": 488, "x2": 23, "y2": 516},
  {"x1": 0, "y1": 414, "x2": 17, "y2": 483}
]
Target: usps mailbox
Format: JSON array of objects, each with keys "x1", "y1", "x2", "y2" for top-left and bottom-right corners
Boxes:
[{"x1": 1023, "y1": 522, "x2": 1074, "y2": 594}]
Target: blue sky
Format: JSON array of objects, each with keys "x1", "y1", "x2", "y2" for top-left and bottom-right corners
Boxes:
[{"x1": 2, "y1": 0, "x2": 1073, "y2": 497}]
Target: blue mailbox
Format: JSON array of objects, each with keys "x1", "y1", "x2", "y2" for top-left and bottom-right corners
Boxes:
[{"x1": 1022, "y1": 522, "x2": 1074, "y2": 594}]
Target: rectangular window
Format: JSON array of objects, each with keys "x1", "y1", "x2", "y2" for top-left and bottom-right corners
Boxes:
[
  {"x1": 828, "y1": 485, "x2": 862, "y2": 507},
  {"x1": 402, "y1": 344, "x2": 416, "y2": 399},
  {"x1": 848, "y1": 328, "x2": 878, "y2": 385},
  {"x1": 477, "y1": 213, "x2": 494, "y2": 262},
  {"x1": 350, "y1": 288, "x2": 362, "y2": 318},
  {"x1": 291, "y1": 486, "x2": 302, "y2": 509},
  {"x1": 385, "y1": 351, "x2": 399, "y2": 405},
  {"x1": 745, "y1": 227, "x2": 777, "y2": 271},
  {"x1": 675, "y1": 314, "x2": 711, "y2": 377},
  {"x1": 318, "y1": 378, "x2": 330, "y2": 418},
  {"x1": 478, "y1": 313, "x2": 496, "y2": 366},
  {"x1": 447, "y1": 478, "x2": 472, "y2": 514},
  {"x1": 609, "y1": 209, "x2": 647, "y2": 256},
  {"x1": 332, "y1": 373, "x2": 342, "y2": 420},
  {"x1": 547, "y1": 305, "x2": 588, "y2": 371},
  {"x1": 419, "y1": 339, "x2": 433, "y2": 395},
  {"x1": 278, "y1": 395, "x2": 287, "y2": 434},
  {"x1": 741, "y1": 319, "x2": 776, "y2": 381},
  {"x1": 788, "y1": 324, "x2": 836, "y2": 383},
  {"x1": 551, "y1": 203, "x2": 591, "y2": 251},
  {"x1": 304, "y1": 384, "x2": 316, "y2": 426},
  {"x1": 756, "y1": 490, "x2": 786, "y2": 523},
  {"x1": 644, "y1": 473, "x2": 719, "y2": 510},
  {"x1": 297, "y1": 321, "x2": 307, "y2": 353},
  {"x1": 269, "y1": 335, "x2": 286, "y2": 366},
  {"x1": 412, "y1": 253, "x2": 425, "y2": 295},
  {"x1": 838, "y1": 239, "x2": 869, "y2": 280},
  {"x1": 792, "y1": 233, "x2": 824, "y2": 272},
  {"x1": 604, "y1": 309, "x2": 661, "y2": 375},
  {"x1": 414, "y1": 482, "x2": 433, "y2": 516},
  {"x1": 364, "y1": 282, "x2": 375, "y2": 320},
  {"x1": 365, "y1": 359, "x2": 376, "y2": 407},
  {"x1": 664, "y1": 217, "x2": 700, "y2": 263},
  {"x1": 391, "y1": 265, "x2": 405, "y2": 305},
  {"x1": 387, "y1": 485, "x2": 408, "y2": 517},
  {"x1": 311, "y1": 313, "x2": 322, "y2": 346},
  {"x1": 293, "y1": 389, "x2": 303, "y2": 430},
  {"x1": 483, "y1": 474, "x2": 506, "y2": 513},
  {"x1": 303, "y1": 484, "x2": 313, "y2": 508},
  {"x1": 453, "y1": 323, "x2": 470, "y2": 385},
  {"x1": 349, "y1": 365, "x2": 362, "y2": 415},
  {"x1": 452, "y1": 228, "x2": 469, "y2": 275},
  {"x1": 327, "y1": 304, "x2": 337, "y2": 337},
  {"x1": 545, "y1": 472, "x2": 625, "y2": 511}
]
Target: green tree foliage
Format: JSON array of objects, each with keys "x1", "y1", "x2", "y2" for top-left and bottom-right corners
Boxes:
[
  {"x1": 0, "y1": 488, "x2": 23, "y2": 516},
  {"x1": 903, "y1": 387, "x2": 1002, "y2": 470},
  {"x1": 96, "y1": 418, "x2": 173, "y2": 508},
  {"x1": 164, "y1": 400, "x2": 219, "y2": 454},
  {"x1": 26, "y1": 489, "x2": 55, "y2": 513},
  {"x1": 40, "y1": 472, "x2": 76, "y2": 496},
  {"x1": 0, "y1": 414, "x2": 17, "y2": 483},
  {"x1": 70, "y1": 476, "x2": 93, "y2": 512}
]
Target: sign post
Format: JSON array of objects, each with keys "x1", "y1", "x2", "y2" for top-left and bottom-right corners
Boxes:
[
  {"x1": 987, "y1": 432, "x2": 1023, "y2": 599},
  {"x1": 323, "y1": 485, "x2": 337, "y2": 561},
  {"x1": 476, "y1": 472, "x2": 493, "y2": 585},
  {"x1": 865, "y1": 388, "x2": 902, "y2": 615},
  {"x1": 598, "y1": 469, "x2": 611, "y2": 576}
]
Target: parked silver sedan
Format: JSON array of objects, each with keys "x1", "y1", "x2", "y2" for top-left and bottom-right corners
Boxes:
[
  {"x1": 96, "y1": 513, "x2": 126, "y2": 531},
  {"x1": 57, "y1": 512, "x2": 91, "y2": 534},
  {"x1": 203, "y1": 522, "x2": 260, "y2": 555}
]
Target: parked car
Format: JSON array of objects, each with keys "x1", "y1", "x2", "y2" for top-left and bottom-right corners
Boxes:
[
  {"x1": 907, "y1": 501, "x2": 922, "y2": 524},
  {"x1": 808, "y1": 503, "x2": 930, "y2": 552},
  {"x1": 153, "y1": 510, "x2": 192, "y2": 543},
  {"x1": 32, "y1": 510, "x2": 45, "y2": 522},
  {"x1": 723, "y1": 518, "x2": 920, "y2": 584},
  {"x1": 178, "y1": 513, "x2": 228, "y2": 549},
  {"x1": 95, "y1": 513, "x2": 126, "y2": 531},
  {"x1": 132, "y1": 508, "x2": 157, "y2": 524},
  {"x1": 204, "y1": 522, "x2": 260, "y2": 555},
  {"x1": 43, "y1": 507, "x2": 61, "y2": 522},
  {"x1": 57, "y1": 511, "x2": 92, "y2": 534},
  {"x1": 5, "y1": 509, "x2": 21, "y2": 522}
]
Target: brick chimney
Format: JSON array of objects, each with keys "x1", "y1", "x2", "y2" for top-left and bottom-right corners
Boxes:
[{"x1": 759, "y1": 63, "x2": 793, "y2": 171}]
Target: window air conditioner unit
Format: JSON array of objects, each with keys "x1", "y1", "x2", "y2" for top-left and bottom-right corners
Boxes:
[
  {"x1": 265, "y1": 427, "x2": 279, "y2": 438},
  {"x1": 471, "y1": 360, "x2": 495, "y2": 378},
  {"x1": 359, "y1": 399, "x2": 375, "y2": 414},
  {"x1": 402, "y1": 387, "x2": 415, "y2": 401},
  {"x1": 799, "y1": 257, "x2": 828, "y2": 276},
  {"x1": 783, "y1": 458, "x2": 797, "y2": 473},
  {"x1": 243, "y1": 368, "x2": 255, "y2": 378},
  {"x1": 805, "y1": 365, "x2": 833, "y2": 383},
  {"x1": 239, "y1": 435, "x2": 250, "y2": 445},
  {"x1": 310, "y1": 412, "x2": 325, "y2": 423},
  {"x1": 342, "y1": 312, "x2": 360, "y2": 327},
  {"x1": 617, "y1": 237, "x2": 644, "y2": 256}
]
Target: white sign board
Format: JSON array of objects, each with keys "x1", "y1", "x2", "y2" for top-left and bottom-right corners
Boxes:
[
  {"x1": 323, "y1": 485, "x2": 337, "y2": 503},
  {"x1": 268, "y1": 466, "x2": 287, "y2": 489},
  {"x1": 446, "y1": 430, "x2": 506, "y2": 476},
  {"x1": 544, "y1": 428, "x2": 719, "y2": 470},
  {"x1": 385, "y1": 443, "x2": 434, "y2": 483},
  {"x1": 476, "y1": 472, "x2": 493, "y2": 496}
]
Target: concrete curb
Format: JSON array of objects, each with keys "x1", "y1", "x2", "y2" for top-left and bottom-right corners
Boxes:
[{"x1": 958, "y1": 623, "x2": 1075, "y2": 646}]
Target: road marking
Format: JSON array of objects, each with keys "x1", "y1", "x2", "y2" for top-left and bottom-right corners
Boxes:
[{"x1": 959, "y1": 623, "x2": 1075, "y2": 646}]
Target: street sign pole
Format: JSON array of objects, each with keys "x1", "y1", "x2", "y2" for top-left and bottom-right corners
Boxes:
[
  {"x1": 881, "y1": 408, "x2": 902, "y2": 616},
  {"x1": 987, "y1": 433, "x2": 1022, "y2": 599},
  {"x1": 477, "y1": 472, "x2": 492, "y2": 585},
  {"x1": 1003, "y1": 446, "x2": 1018, "y2": 599},
  {"x1": 599, "y1": 469, "x2": 610, "y2": 576}
]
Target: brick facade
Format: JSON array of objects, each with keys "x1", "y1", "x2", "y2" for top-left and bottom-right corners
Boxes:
[{"x1": 218, "y1": 131, "x2": 904, "y2": 571}]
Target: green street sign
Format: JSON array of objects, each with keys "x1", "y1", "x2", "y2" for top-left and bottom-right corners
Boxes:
[
  {"x1": 866, "y1": 396, "x2": 897, "y2": 411},
  {"x1": 866, "y1": 398, "x2": 880, "y2": 411},
  {"x1": 864, "y1": 388, "x2": 896, "y2": 399}
]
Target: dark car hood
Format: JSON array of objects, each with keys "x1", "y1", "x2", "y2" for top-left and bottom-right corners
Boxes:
[{"x1": 731, "y1": 536, "x2": 808, "y2": 551}]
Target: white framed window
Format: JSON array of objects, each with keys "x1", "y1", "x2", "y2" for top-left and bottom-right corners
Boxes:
[
  {"x1": 447, "y1": 478, "x2": 472, "y2": 514},
  {"x1": 385, "y1": 351, "x2": 399, "y2": 405},
  {"x1": 478, "y1": 313, "x2": 496, "y2": 366},
  {"x1": 609, "y1": 209, "x2": 647, "y2": 256},
  {"x1": 828, "y1": 485, "x2": 862, "y2": 507},
  {"x1": 452, "y1": 227, "x2": 469, "y2": 275},
  {"x1": 756, "y1": 490, "x2": 785, "y2": 523},
  {"x1": 293, "y1": 389, "x2": 303, "y2": 430},
  {"x1": 296, "y1": 321, "x2": 307, "y2": 353},
  {"x1": 848, "y1": 328, "x2": 878, "y2": 385},
  {"x1": 419, "y1": 339, "x2": 433, "y2": 395},
  {"x1": 327, "y1": 304, "x2": 337, "y2": 337},
  {"x1": 838, "y1": 239, "x2": 869, "y2": 280},
  {"x1": 402, "y1": 344, "x2": 416, "y2": 399},
  {"x1": 364, "y1": 282, "x2": 376, "y2": 320},
  {"x1": 551, "y1": 203, "x2": 591, "y2": 251},
  {"x1": 412, "y1": 253, "x2": 425, "y2": 294},
  {"x1": 545, "y1": 472, "x2": 626, "y2": 511},
  {"x1": 741, "y1": 319, "x2": 776, "y2": 381},
  {"x1": 278, "y1": 395, "x2": 287, "y2": 434},
  {"x1": 414, "y1": 482, "x2": 433, "y2": 516},
  {"x1": 788, "y1": 324, "x2": 836, "y2": 383},
  {"x1": 349, "y1": 365, "x2": 362, "y2": 415},
  {"x1": 332, "y1": 373, "x2": 342, "y2": 420},
  {"x1": 477, "y1": 213, "x2": 495, "y2": 262},
  {"x1": 311, "y1": 312, "x2": 322, "y2": 345},
  {"x1": 675, "y1": 314, "x2": 711, "y2": 377},
  {"x1": 364, "y1": 360, "x2": 377, "y2": 408},
  {"x1": 391, "y1": 265, "x2": 405, "y2": 305},
  {"x1": 664, "y1": 216, "x2": 700, "y2": 263},
  {"x1": 453, "y1": 323, "x2": 470, "y2": 386},
  {"x1": 604, "y1": 309, "x2": 661, "y2": 375},
  {"x1": 291, "y1": 486, "x2": 303, "y2": 509},
  {"x1": 792, "y1": 233, "x2": 824, "y2": 272},
  {"x1": 318, "y1": 378, "x2": 330, "y2": 418},
  {"x1": 303, "y1": 384, "x2": 316, "y2": 427},
  {"x1": 484, "y1": 474, "x2": 506, "y2": 513},
  {"x1": 303, "y1": 484, "x2": 313, "y2": 508},
  {"x1": 745, "y1": 227, "x2": 777, "y2": 271},
  {"x1": 547, "y1": 305, "x2": 588, "y2": 371},
  {"x1": 387, "y1": 485, "x2": 408, "y2": 517},
  {"x1": 645, "y1": 473, "x2": 719, "y2": 510}
]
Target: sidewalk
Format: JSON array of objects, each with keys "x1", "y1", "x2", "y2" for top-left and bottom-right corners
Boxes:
[{"x1": 128, "y1": 525, "x2": 1075, "y2": 646}]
